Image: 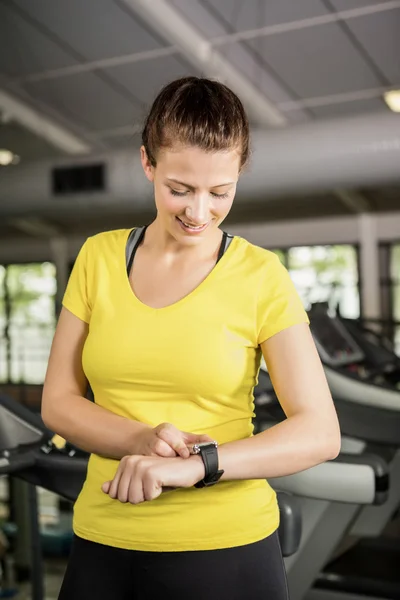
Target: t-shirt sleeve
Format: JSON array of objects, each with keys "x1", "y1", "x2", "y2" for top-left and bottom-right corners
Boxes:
[
  {"x1": 257, "y1": 255, "x2": 309, "y2": 344},
  {"x1": 62, "y1": 238, "x2": 92, "y2": 324}
]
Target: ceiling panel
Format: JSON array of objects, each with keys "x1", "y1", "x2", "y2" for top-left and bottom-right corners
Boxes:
[
  {"x1": 0, "y1": 3, "x2": 78, "y2": 79},
  {"x1": 250, "y1": 23, "x2": 382, "y2": 99},
  {"x1": 216, "y1": 44, "x2": 301, "y2": 106},
  {"x1": 168, "y1": 0, "x2": 310, "y2": 114},
  {"x1": 104, "y1": 55, "x2": 202, "y2": 106},
  {"x1": 339, "y1": 10, "x2": 400, "y2": 84},
  {"x1": 12, "y1": 0, "x2": 167, "y2": 62},
  {"x1": 309, "y1": 97, "x2": 387, "y2": 119},
  {"x1": 198, "y1": 0, "x2": 329, "y2": 31},
  {"x1": 169, "y1": 0, "x2": 229, "y2": 36},
  {"x1": 24, "y1": 73, "x2": 142, "y2": 132}
]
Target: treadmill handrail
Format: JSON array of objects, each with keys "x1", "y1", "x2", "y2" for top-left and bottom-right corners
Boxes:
[
  {"x1": 268, "y1": 452, "x2": 389, "y2": 506},
  {"x1": 276, "y1": 492, "x2": 302, "y2": 557},
  {"x1": 0, "y1": 451, "x2": 37, "y2": 475},
  {"x1": 325, "y1": 366, "x2": 400, "y2": 411}
]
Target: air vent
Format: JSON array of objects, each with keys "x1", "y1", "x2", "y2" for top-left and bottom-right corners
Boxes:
[{"x1": 52, "y1": 163, "x2": 105, "y2": 195}]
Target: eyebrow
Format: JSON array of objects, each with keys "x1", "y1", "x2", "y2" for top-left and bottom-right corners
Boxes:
[{"x1": 166, "y1": 178, "x2": 235, "y2": 190}]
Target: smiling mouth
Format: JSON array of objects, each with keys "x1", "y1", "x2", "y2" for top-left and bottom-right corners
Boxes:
[{"x1": 176, "y1": 217, "x2": 210, "y2": 231}]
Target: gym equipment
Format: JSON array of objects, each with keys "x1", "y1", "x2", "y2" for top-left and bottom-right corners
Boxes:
[
  {"x1": 253, "y1": 306, "x2": 399, "y2": 600},
  {"x1": 339, "y1": 317, "x2": 400, "y2": 388},
  {"x1": 0, "y1": 394, "x2": 87, "y2": 600},
  {"x1": 305, "y1": 304, "x2": 400, "y2": 600}
]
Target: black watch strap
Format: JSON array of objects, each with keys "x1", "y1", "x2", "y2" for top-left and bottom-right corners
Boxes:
[{"x1": 193, "y1": 443, "x2": 224, "y2": 488}]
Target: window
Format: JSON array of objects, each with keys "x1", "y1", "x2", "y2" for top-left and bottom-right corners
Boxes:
[
  {"x1": 287, "y1": 245, "x2": 360, "y2": 318},
  {"x1": 0, "y1": 266, "x2": 7, "y2": 382},
  {"x1": 268, "y1": 245, "x2": 360, "y2": 318},
  {"x1": 390, "y1": 244, "x2": 400, "y2": 354},
  {"x1": 0, "y1": 263, "x2": 56, "y2": 384}
]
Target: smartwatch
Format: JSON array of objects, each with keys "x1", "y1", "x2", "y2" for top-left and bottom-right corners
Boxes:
[{"x1": 192, "y1": 441, "x2": 224, "y2": 488}]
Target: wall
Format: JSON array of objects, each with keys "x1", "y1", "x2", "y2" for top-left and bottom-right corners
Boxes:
[{"x1": 1, "y1": 212, "x2": 400, "y2": 265}]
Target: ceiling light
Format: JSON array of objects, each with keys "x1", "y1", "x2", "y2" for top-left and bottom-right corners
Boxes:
[
  {"x1": 383, "y1": 90, "x2": 400, "y2": 113},
  {"x1": 0, "y1": 149, "x2": 20, "y2": 166}
]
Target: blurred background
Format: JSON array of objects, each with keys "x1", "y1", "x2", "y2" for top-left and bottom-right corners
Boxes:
[{"x1": 0, "y1": 1, "x2": 400, "y2": 598}]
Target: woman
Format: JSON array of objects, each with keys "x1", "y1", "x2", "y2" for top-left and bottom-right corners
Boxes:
[{"x1": 42, "y1": 76, "x2": 340, "y2": 600}]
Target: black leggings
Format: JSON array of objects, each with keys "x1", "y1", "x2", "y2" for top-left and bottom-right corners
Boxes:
[{"x1": 58, "y1": 532, "x2": 289, "y2": 600}]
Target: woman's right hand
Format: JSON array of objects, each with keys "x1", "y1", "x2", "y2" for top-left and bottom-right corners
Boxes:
[{"x1": 134, "y1": 423, "x2": 214, "y2": 459}]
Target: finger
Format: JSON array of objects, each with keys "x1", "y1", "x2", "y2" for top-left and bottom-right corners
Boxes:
[
  {"x1": 183, "y1": 432, "x2": 215, "y2": 445},
  {"x1": 157, "y1": 425, "x2": 190, "y2": 459},
  {"x1": 128, "y1": 481, "x2": 145, "y2": 505},
  {"x1": 151, "y1": 438, "x2": 177, "y2": 458},
  {"x1": 117, "y1": 465, "x2": 134, "y2": 503},
  {"x1": 143, "y1": 473, "x2": 163, "y2": 503},
  {"x1": 102, "y1": 481, "x2": 111, "y2": 494},
  {"x1": 108, "y1": 461, "x2": 125, "y2": 499}
]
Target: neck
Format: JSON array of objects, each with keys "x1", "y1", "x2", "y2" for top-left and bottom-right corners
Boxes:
[{"x1": 143, "y1": 218, "x2": 223, "y2": 262}]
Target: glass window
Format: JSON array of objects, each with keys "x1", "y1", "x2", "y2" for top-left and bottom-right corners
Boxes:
[
  {"x1": 287, "y1": 245, "x2": 360, "y2": 318},
  {"x1": 2, "y1": 263, "x2": 56, "y2": 384},
  {"x1": 0, "y1": 266, "x2": 7, "y2": 382},
  {"x1": 390, "y1": 245, "x2": 400, "y2": 354}
]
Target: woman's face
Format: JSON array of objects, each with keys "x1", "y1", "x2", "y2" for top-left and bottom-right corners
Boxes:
[{"x1": 141, "y1": 145, "x2": 241, "y2": 245}]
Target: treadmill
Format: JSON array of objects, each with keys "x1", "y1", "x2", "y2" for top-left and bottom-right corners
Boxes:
[
  {"x1": 306, "y1": 303, "x2": 400, "y2": 600},
  {"x1": 254, "y1": 379, "x2": 390, "y2": 600},
  {"x1": 339, "y1": 317, "x2": 400, "y2": 388},
  {"x1": 0, "y1": 392, "x2": 302, "y2": 600}
]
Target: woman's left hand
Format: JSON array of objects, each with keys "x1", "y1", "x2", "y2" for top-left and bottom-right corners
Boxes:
[{"x1": 102, "y1": 455, "x2": 205, "y2": 504}]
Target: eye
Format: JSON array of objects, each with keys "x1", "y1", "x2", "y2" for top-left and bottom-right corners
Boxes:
[
  {"x1": 170, "y1": 189, "x2": 189, "y2": 197},
  {"x1": 211, "y1": 192, "x2": 229, "y2": 199}
]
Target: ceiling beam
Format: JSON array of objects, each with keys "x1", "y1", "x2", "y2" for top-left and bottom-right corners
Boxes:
[
  {"x1": 120, "y1": 0, "x2": 286, "y2": 127},
  {"x1": 0, "y1": 88, "x2": 92, "y2": 154},
  {"x1": 8, "y1": 217, "x2": 61, "y2": 238},
  {"x1": 335, "y1": 189, "x2": 372, "y2": 213}
]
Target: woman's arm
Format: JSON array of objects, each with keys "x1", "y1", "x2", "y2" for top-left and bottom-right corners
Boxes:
[{"x1": 214, "y1": 322, "x2": 341, "y2": 479}]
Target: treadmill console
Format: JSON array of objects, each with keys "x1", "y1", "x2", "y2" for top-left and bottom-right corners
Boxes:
[{"x1": 309, "y1": 309, "x2": 365, "y2": 368}]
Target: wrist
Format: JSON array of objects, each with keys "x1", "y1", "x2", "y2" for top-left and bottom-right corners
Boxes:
[
  {"x1": 128, "y1": 422, "x2": 151, "y2": 455},
  {"x1": 187, "y1": 455, "x2": 205, "y2": 485}
]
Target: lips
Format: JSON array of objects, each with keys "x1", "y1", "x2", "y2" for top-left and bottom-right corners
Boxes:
[
  {"x1": 176, "y1": 216, "x2": 210, "y2": 234},
  {"x1": 177, "y1": 217, "x2": 207, "y2": 229}
]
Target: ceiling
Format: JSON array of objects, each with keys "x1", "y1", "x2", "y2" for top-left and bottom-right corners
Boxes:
[{"x1": 0, "y1": 0, "x2": 399, "y2": 236}]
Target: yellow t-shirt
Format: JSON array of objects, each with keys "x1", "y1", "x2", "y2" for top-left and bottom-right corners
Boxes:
[{"x1": 62, "y1": 228, "x2": 308, "y2": 552}]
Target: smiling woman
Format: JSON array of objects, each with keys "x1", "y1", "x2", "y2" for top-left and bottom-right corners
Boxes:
[{"x1": 42, "y1": 76, "x2": 340, "y2": 600}]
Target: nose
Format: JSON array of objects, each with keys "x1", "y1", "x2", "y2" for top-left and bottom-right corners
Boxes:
[{"x1": 185, "y1": 194, "x2": 210, "y2": 225}]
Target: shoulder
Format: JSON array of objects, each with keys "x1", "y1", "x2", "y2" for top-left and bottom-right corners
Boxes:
[
  {"x1": 233, "y1": 236, "x2": 283, "y2": 275},
  {"x1": 87, "y1": 228, "x2": 132, "y2": 250},
  {"x1": 75, "y1": 229, "x2": 133, "y2": 272},
  {"x1": 79, "y1": 228, "x2": 132, "y2": 261}
]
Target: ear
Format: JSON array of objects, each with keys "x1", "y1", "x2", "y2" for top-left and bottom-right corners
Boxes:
[{"x1": 140, "y1": 146, "x2": 155, "y2": 182}]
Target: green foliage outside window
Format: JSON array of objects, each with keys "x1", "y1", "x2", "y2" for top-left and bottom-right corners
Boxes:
[{"x1": 0, "y1": 263, "x2": 56, "y2": 384}]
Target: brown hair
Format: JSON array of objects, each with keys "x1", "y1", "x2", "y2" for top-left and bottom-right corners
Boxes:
[{"x1": 142, "y1": 76, "x2": 250, "y2": 171}]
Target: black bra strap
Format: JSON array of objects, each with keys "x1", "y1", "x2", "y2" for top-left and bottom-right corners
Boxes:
[
  {"x1": 126, "y1": 226, "x2": 233, "y2": 274},
  {"x1": 216, "y1": 231, "x2": 234, "y2": 264},
  {"x1": 126, "y1": 226, "x2": 147, "y2": 275}
]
